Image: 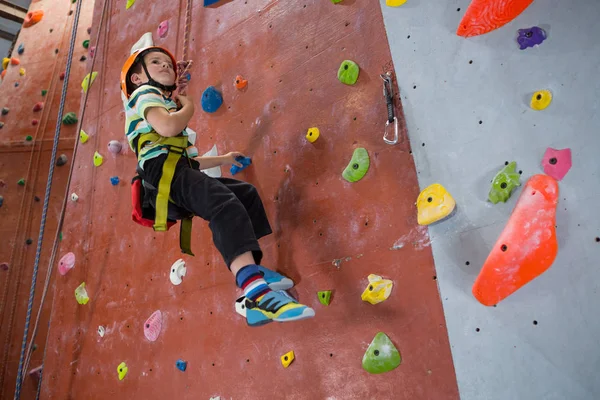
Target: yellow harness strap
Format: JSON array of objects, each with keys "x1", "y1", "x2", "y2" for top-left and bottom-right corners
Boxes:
[{"x1": 138, "y1": 132, "x2": 194, "y2": 255}]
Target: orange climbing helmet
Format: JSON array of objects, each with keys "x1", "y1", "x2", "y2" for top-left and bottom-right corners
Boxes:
[{"x1": 120, "y1": 46, "x2": 178, "y2": 99}]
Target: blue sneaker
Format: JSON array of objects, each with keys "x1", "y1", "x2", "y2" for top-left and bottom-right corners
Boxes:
[
  {"x1": 257, "y1": 265, "x2": 294, "y2": 291},
  {"x1": 245, "y1": 291, "x2": 315, "y2": 327}
]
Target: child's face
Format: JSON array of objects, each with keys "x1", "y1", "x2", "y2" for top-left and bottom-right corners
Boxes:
[{"x1": 130, "y1": 51, "x2": 175, "y2": 88}]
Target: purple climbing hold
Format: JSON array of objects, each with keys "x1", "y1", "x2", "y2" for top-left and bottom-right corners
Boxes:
[
  {"x1": 0, "y1": 262, "x2": 8, "y2": 271},
  {"x1": 517, "y1": 27, "x2": 547, "y2": 50}
]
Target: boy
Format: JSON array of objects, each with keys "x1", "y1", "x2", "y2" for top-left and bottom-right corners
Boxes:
[{"x1": 120, "y1": 46, "x2": 315, "y2": 326}]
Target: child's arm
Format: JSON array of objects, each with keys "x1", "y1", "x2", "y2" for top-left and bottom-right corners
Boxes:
[
  {"x1": 196, "y1": 152, "x2": 244, "y2": 170},
  {"x1": 145, "y1": 95, "x2": 194, "y2": 137}
]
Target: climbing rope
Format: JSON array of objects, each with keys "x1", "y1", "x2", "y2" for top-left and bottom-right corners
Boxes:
[
  {"x1": 13, "y1": 0, "x2": 86, "y2": 397},
  {"x1": 176, "y1": 0, "x2": 194, "y2": 95}
]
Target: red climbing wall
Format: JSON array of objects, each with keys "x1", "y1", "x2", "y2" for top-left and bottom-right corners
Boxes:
[
  {"x1": 0, "y1": 0, "x2": 95, "y2": 398},
  {"x1": 39, "y1": 0, "x2": 460, "y2": 399}
]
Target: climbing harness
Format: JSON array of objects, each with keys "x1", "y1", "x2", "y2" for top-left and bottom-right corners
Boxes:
[{"x1": 381, "y1": 72, "x2": 399, "y2": 145}]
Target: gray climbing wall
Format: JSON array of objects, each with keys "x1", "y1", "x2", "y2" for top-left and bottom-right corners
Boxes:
[{"x1": 380, "y1": 0, "x2": 600, "y2": 399}]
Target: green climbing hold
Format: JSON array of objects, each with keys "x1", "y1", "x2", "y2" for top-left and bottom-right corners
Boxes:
[
  {"x1": 62, "y1": 112, "x2": 78, "y2": 125},
  {"x1": 41, "y1": 90, "x2": 47, "y2": 96},
  {"x1": 342, "y1": 148, "x2": 369, "y2": 183},
  {"x1": 25, "y1": 135, "x2": 33, "y2": 141},
  {"x1": 331, "y1": 0, "x2": 344, "y2": 3},
  {"x1": 362, "y1": 332, "x2": 402, "y2": 374},
  {"x1": 18, "y1": 178, "x2": 25, "y2": 186},
  {"x1": 83, "y1": 40, "x2": 90, "y2": 49},
  {"x1": 59, "y1": 232, "x2": 63, "y2": 241},
  {"x1": 337, "y1": 60, "x2": 360, "y2": 85},
  {"x1": 488, "y1": 161, "x2": 521, "y2": 204},
  {"x1": 317, "y1": 291, "x2": 332, "y2": 306}
]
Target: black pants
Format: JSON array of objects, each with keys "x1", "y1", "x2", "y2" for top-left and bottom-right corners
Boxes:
[{"x1": 141, "y1": 154, "x2": 272, "y2": 268}]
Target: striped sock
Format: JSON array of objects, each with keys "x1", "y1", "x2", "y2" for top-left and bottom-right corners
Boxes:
[{"x1": 235, "y1": 264, "x2": 271, "y2": 301}]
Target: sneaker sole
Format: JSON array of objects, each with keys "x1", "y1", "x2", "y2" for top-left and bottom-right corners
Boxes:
[{"x1": 265, "y1": 277, "x2": 294, "y2": 291}]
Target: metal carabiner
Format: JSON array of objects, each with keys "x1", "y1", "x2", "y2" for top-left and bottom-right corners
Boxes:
[{"x1": 380, "y1": 72, "x2": 399, "y2": 145}]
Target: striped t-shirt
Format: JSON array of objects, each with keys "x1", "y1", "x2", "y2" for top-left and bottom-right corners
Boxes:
[{"x1": 123, "y1": 85, "x2": 198, "y2": 169}]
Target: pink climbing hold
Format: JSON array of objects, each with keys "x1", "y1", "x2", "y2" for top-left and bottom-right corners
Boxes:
[
  {"x1": 58, "y1": 252, "x2": 75, "y2": 275},
  {"x1": 144, "y1": 310, "x2": 162, "y2": 342},
  {"x1": 542, "y1": 148, "x2": 572, "y2": 181},
  {"x1": 33, "y1": 102, "x2": 44, "y2": 112},
  {"x1": 158, "y1": 20, "x2": 169, "y2": 38},
  {"x1": 90, "y1": 46, "x2": 96, "y2": 58}
]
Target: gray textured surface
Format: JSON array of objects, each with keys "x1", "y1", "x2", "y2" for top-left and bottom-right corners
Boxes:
[{"x1": 380, "y1": 1, "x2": 600, "y2": 399}]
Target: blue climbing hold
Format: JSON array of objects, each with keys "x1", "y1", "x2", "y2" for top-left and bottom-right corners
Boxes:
[
  {"x1": 176, "y1": 359, "x2": 187, "y2": 372},
  {"x1": 204, "y1": 0, "x2": 220, "y2": 6},
  {"x1": 14, "y1": 82, "x2": 19, "y2": 87},
  {"x1": 230, "y1": 156, "x2": 252, "y2": 176},
  {"x1": 17, "y1": 44, "x2": 24, "y2": 55},
  {"x1": 201, "y1": 86, "x2": 223, "y2": 113},
  {"x1": 110, "y1": 176, "x2": 120, "y2": 186},
  {"x1": 185, "y1": 73, "x2": 191, "y2": 81}
]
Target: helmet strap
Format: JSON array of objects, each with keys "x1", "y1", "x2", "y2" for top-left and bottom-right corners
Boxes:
[{"x1": 137, "y1": 50, "x2": 177, "y2": 94}]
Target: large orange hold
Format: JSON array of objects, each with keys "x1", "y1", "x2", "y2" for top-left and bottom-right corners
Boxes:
[
  {"x1": 457, "y1": 0, "x2": 534, "y2": 38},
  {"x1": 472, "y1": 174, "x2": 558, "y2": 306},
  {"x1": 23, "y1": 10, "x2": 44, "y2": 28}
]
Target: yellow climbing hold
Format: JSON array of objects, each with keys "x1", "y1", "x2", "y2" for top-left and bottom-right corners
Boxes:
[
  {"x1": 81, "y1": 71, "x2": 98, "y2": 93},
  {"x1": 361, "y1": 274, "x2": 393, "y2": 305},
  {"x1": 2, "y1": 58, "x2": 9, "y2": 70},
  {"x1": 416, "y1": 183, "x2": 456, "y2": 226},
  {"x1": 126, "y1": 0, "x2": 135, "y2": 9},
  {"x1": 117, "y1": 362, "x2": 128, "y2": 380},
  {"x1": 281, "y1": 351, "x2": 295, "y2": 368},
  {"x1": 74, "y1": 282, "x2": 89, "y2": 305},
  {"x1": 306, "y1": 127, "x2": 320, "y2": 143},
  {"x1": 79, "y1": 130, "x2": 89, "y2": 144},
  {"x1": 93, "y1": 151, "x2": 103, "y2": 167},
  {"x1": 19, "y1": 68, "x2": 26, "y2": 76},
  {"x1": 386, "y1": 0, "x2": 407, "y2": 6},
  {"x1": 530, "y1": 90, "x2": 552, "y2": 111}
]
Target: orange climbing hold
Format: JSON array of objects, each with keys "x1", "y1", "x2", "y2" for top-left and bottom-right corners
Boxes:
[
  {"x1": 457, "y1": 0, "x2": 534, "y2": 38},
  {"x1": 23, "y1": 10, "x2": 44, "y2": 28},
  {"x1": 234, "y1": 75, "x2": 248, "y2": 89},
  {"x1": 472, "y1": 174, "x2": 559, "y2": 306},
  {"x1": 10, "y1": 58, "x2": 20, "y2": 65}
]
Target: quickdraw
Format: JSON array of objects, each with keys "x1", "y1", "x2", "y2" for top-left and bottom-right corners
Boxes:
[{"x1": 381, "y1": 72, "x2": 399, "y2": 145}]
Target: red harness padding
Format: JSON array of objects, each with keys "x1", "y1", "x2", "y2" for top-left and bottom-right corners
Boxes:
[{"x1": 131, "y1": 175, "x2": 176, "y2": 229}]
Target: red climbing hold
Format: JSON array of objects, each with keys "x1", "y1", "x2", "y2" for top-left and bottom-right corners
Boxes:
[
  {"x1": 32, "y1": 119, "x2": 39, "y2": 126},
  {"x1": 472, "y1": 174, "x2": 559, "y2": 306},
  {"x1": 457, "y1": 0, "x2": 534, "y2": 38},
  {"x1": 0, "y1": 262, "x2": 8, "y2": 271},
  {"x1": 542, "y1": 148, "x2": 572, "y2": 181},
  {"x1": 60, "y1": 72, "x2": 65, "y2": 81},
  {"x1": 33, "y1": 102, "x2": 44, "y2": 112}
]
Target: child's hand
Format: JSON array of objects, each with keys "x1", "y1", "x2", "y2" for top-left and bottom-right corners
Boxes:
[
  {"x1": 176, "y1": 94, "x2": 194, "y2": 110},
  {"x1": 224, "y1": 152, "x2": 245, "y2": 167}
]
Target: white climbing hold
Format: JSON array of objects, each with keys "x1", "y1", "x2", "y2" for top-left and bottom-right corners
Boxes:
[
  {"x1": 170, "y1": 259, "x2": 186, "y2": 285},
  {"x1": 71, "y1": 193, "x2": 79, "y2": 202},
  {"x1": 98, "y1": 326, "x2": 105, "y2": 337}
]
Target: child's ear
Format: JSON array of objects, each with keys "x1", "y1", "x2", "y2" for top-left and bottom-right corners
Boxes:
[{"x1": 130, "y1": 73, "x2": 142, "y2": 85}]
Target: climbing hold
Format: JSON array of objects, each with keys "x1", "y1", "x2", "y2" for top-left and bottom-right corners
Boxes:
[
  {"x1": 362, "y1": 332, "x2": 402, "y2": 374},
  {"x1": 1, "y1": 107, "x2": 8, "y2": 115},
  {"x1": 81, "y1": 71, "x2": 98, "y2": 93},
  {"x1": 530, "y1": 90, "x2": 552, "y2": 111},
  {"x1": 58, "y1": 252, "x2": 75, "y2": 275},
  {"x1": 74, "y1": 282, "x2": 89, "y2": 305},
  {"x1": 25, "y1": 136, "x2": 33, "y2": 141},
  {"x1": 79, "y1": 130, "x2": 89, "y2": 143},
  {"x1": 330, "y1": 0, "x2": 344, "y2": 3},
  {"x1": 230, "y1": 156, "x2": 252, "y2": 176},
  {"x1": 32, "y1": 102, "x2": 43, "y2": 112},
  {"x1": 110, "y1": 176, "x2": 120, "y2": 186},
  {"x1": 234, "y1": 75, "x2": 247, "y2": 90},
  {"x1": 98, "y1": 326, "x2": 105, "y2": 337},
  {"x1": 342, "y1": 148, "x2": 369, "y2": 183},
  {"x1": 517, "y1": 26, "x2": 546, "y2": 50},
  {"x1": 79, "y1": 55, "x2": 87, "y2": 62},
  {"x1": 10, "y1": 57, "x2": 20, "y2": 65},
  {"x1": 317, "y1": 291, "x2": 332, "y2": 306},
  {"x1": 26, "y1": 238, "x2": 33, "y2": 245},
  {"x1": 108, "y1": 140, "x2": 122, "y2": 154},
  {"x1": 386, "y1": 0, "x2": 407, "y2": 6},
  {"x1": 0, "y1": 122, "x2": 3, "y2": 129},
  {"x1": 158, "y1": 20, "x2": 169, "y2": 38},
  {"x1": 0, "y1": 180, "x2": 5, "y2": 187},
  {"x1": 14, "y1": 82, "x2": 19, "y2": 87},
  {"x1": 185, "y1": 72, "x2": 191, "y2": 81},
  {"x1": 542, "y1": 148, "x2": 572, "y2": 181},
  {"x1": 93, "y1": 151, "x2": 103, "y2": 167},
  {"x1": 361, "y1": 274, "x2": 393, "y2": 305},
  {"x1": 416, "y1": 183, "x2": 456, "y2": 225},
  {"x1": 62, "y1": 112, "x2": 78, "y2": 124},
  {"x1": 457, "y1": 0, "x2": 534, "y2": 38},
  {"x1": 87, "y1": 27, "x2": 91, "y2": 34},
  {"x1": 0, "y1": 262, "x2": 8, "y2": 271},
  {"x1": 56, "y1": 154, "x2": 68, "y2": 166},
  {"x1": 144, "y1": 310, "x2": 162, "y2": 342},
  {"x1": 34, "y1": 196, "x2": 40, "y2": 202},
  {"x1": 31, "y1": 119, "x2": 38, "y2": 126},
  {"x1": 306, "y1": 127, "x2": 320, "y2": 143},
  {"x1": 2, "y1": 57, "x2": 9, "y2": 69},
  {"x1": 117, "y1": 362, "x2": 128, "y2": 380},
  {"x1": 201, "y1": 86, "x2": 223, "y2": 113},
  {"x1": 71, "y1": 193, "x2": 79, "y2": 202},
  {"x1": 18, "y1": 178, "x2": 25, "y2": 186},
  {"x1": 59, "y1": 72, "x2": 65, "y2": 81},
  {"x1": 473, "y1": 174, "x2": 559, "y2": 306},
  {"x1": 126, "y1": 0, "x2": 136, "y2": 9},
  {"x1": 337, "y1": 60, "x2": 360, "y2": 85},
  {"x1": 176, "y1": 359, "x2": 187, "y2": 372},
  {"x1": 19, "y1": 68, "x2": 25, "y2": 76},
  {"x1": 41, "y1": 90, "x2": 47, "y2": 96},
  {"x1": 204, "y1": 0, "x2": 221, "y2": 5},
  {"x1": 281, "y1": 351, "x2": 295, "y2": 368},
  {"x1": 170, "y1": 259, "x2": 187, "y2": 285},
  {"x1": 17, "y1": 44, "x2": 24, "y2": 55},
  {"x1": 83, "y1": 39, "x2": 89, "y2": 49},
  {"x1": 90, "y1": 46, "x2": 96, "y2": 58},
  {"x1": 1, "y1": 70, "x2": 6, "y2": 80},
  {"x1": 0, "y1": 196, "x2": 3, "y2": 207},
  {"x1": 488, "y1": 161, "x2": 521, "y2": 204}
]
